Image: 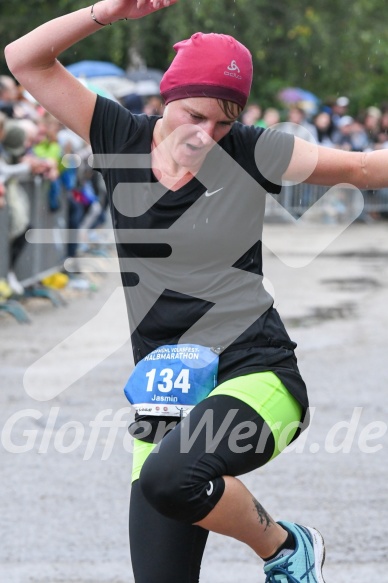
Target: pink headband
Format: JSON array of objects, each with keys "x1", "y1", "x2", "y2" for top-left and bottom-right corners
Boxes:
[{"x1": 160, "y1": 33, "x2": 253, "y2": 109}]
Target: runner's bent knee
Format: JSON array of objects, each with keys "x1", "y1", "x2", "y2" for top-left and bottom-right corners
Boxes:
[
  {"x1": 138, "y1": 422, "x2": 227, "y2": 523},
  {"x1": 138, "y1": 393, "x2": 280, "y2": 523}
]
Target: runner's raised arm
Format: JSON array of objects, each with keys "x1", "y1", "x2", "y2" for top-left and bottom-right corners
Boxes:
[{"x1": 4, "y1": 0, "x2": 176, "y2": 143}]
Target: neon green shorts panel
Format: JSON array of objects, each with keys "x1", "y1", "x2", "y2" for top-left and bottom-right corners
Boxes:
[
  {"x1": 209, "y1": 371, "x2": 302, "y2": 460},
  {"x1": 131, "y1": 371, "x2": 302, "y2": 482},
  {"x1": 132, "y1": 439, "x2": 157, "y2": 483}
]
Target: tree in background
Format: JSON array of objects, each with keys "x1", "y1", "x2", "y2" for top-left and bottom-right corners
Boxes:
[{"x1": 2, "y1": 0, "x2": 388, "y2": 111}]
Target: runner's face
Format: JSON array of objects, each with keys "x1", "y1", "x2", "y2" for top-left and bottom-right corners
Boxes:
[{"x1": 160, "y1": 97, "x2": 238, "y2": 169}]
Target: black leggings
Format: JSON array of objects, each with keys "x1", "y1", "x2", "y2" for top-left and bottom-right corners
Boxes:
[{"x1": 129, "y1": 395, "x2": 276, "y2": 583}]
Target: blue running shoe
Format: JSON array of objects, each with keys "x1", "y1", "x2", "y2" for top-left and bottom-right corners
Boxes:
[{"x1": 264, "y1": 521, "x2": 325, "y2": 582}]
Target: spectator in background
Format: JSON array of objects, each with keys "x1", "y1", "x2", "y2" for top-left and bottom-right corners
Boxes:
[
  {"x1": 0, "y1": 119, "x2": 50, "y2": 294},
  {"x1": 363, "y1": 106, "x2": 382, "y2": 148},
  {"x1": 143, "y1": 95, "x2": 164, "y2": 116},
  {"x1": 240, "y1": 103, "x2": 262, "y2": 126},
  {"x1": 1, "y1": 118, "x2": 49, "y2": 177},
  {"x1": 261, "y1": 107, "x2": 280, "y2": 128},
  {"x1": 376, "y1": 108, "x2": 388, "y2": 147},
  {"x1": 0, "y1": 75, "x2": 19, "y2": 118},
  {"x1": 0, "y1": 75, "x2": 31, "y2": 120},
  {"x1": 121, "y1": 93, "x2": 144, "y2": 114},
  {"x1": 278, "y1": 107, "x2": 318, "y2": 209},
  {"x1": 34, "y1": 111, "x2": 62, "y2": 162},
  {"x1": 330, "y1": 95, "x2": 349, "y2": 125},
  {"x1": 2, "y1": 122, "x2": 31, "y2": 295},
  {"x1": 333, "y1": 115, "x2": 369, "y2": 152},
  {"x1": 281, "y1": 106, "x2": 318, "y2": 142},
  {"x1": 313, "y1": 111, "x2": 334, "y2": 147},
  {"x1": 57, "y1": 120, "x2": 106, "y2": 260},
  {"x1": 33, "y1": 111, "x2": 63, "y2": 211},
  {"x1": 17, "y1": 118, "x2": 40, "y2": 152}
]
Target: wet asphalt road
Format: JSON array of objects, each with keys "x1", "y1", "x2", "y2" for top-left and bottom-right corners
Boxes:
[{"x1": 1, "y1": 222, "x2": 388, "y2": 582}]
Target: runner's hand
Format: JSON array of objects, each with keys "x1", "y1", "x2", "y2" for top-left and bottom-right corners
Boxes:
[{"x1": 101, "y1": 0, "x2": 178, "y2": 22}]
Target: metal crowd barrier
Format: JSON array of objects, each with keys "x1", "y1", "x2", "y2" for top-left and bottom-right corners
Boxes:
[
  {"x1": 265, "y1": 183, "x2": 388, "y2": 221},
  {"x1": 14, "y1": 176, "x2": 68, "y2": 287},
  {"x1": 363, "y1": 188, "x2": 388, "y2": 214}
]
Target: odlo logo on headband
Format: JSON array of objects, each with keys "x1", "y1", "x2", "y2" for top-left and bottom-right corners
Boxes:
[{"x1": 224, "y1": 60, "x2": 242, "y2": 79}]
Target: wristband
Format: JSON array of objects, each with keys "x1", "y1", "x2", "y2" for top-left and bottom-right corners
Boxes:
[{"x1": 91, "y1": 4, "x2": 111, "y2": 26}]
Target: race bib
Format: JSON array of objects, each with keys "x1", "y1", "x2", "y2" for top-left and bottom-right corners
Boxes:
[{"x1": 124, "y1": 344, "x2": 219, "y2": 418}]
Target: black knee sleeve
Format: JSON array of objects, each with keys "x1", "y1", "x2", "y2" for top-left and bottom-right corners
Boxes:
[
  {"x1": 139, "y1": 448, "x2": 226, "y2": 523},
  {"x1": 138, "y1": 395, "x2": 275, "y2": 524}
]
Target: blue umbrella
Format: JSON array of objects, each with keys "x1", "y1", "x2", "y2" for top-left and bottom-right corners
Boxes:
[{"x1": 66, "y1": 60, "x2": 126, "y2": 78}]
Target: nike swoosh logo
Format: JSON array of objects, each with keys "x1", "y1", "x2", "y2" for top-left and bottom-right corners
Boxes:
[{"x1": 204, "y1": 188, "x2": 224, "y2": 197}]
